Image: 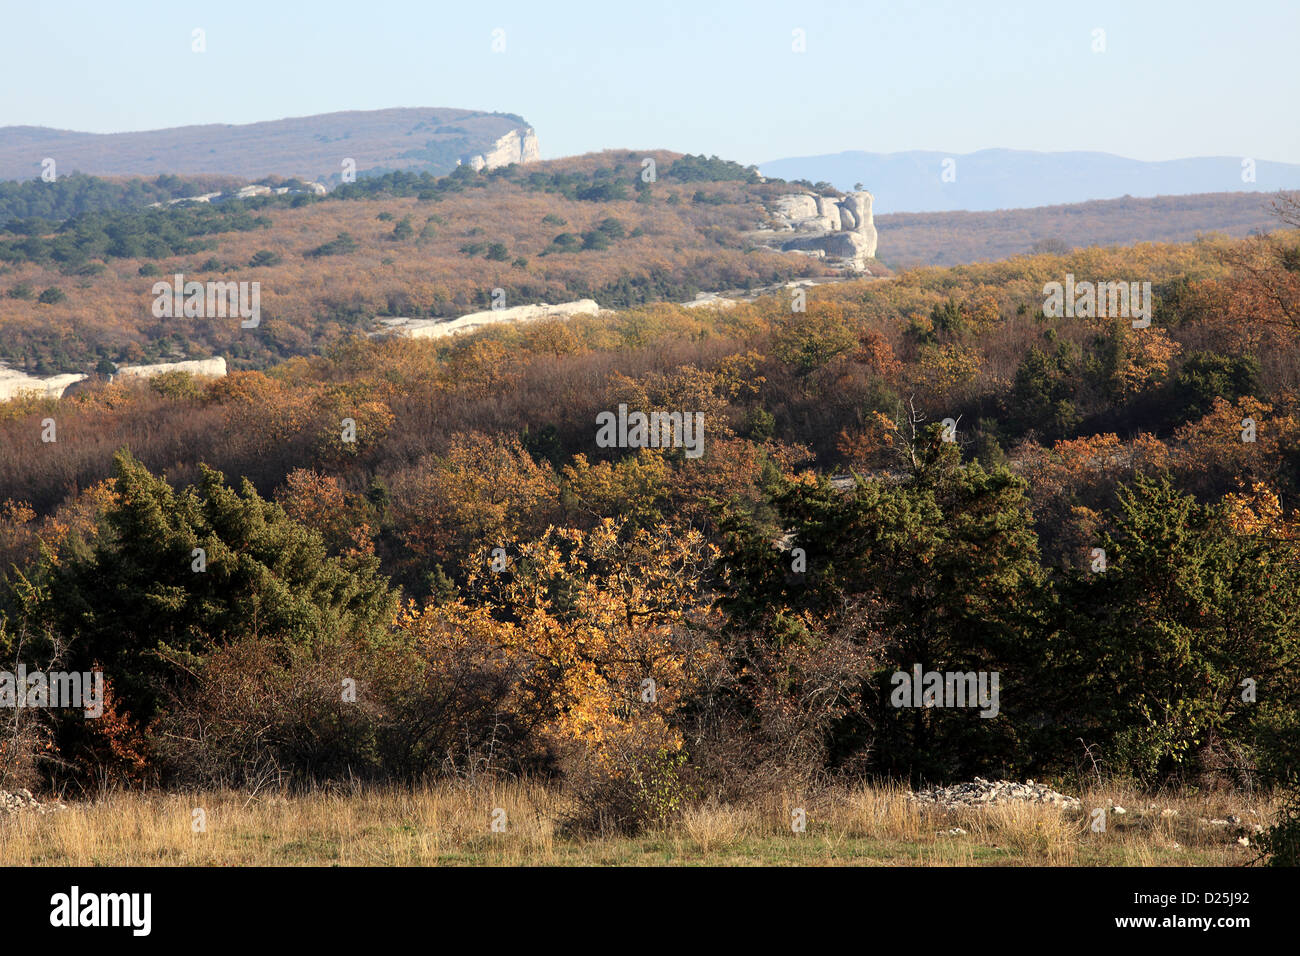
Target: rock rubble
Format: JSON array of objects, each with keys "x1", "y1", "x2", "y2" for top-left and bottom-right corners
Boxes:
[
  {"x1": 908, "y1": 777, "x2": 1083, "y2": 811},
  {"x1": 0, "y1": 788, "x2": 67, "y2": 816}
]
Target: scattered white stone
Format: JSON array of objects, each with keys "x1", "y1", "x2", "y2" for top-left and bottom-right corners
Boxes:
[
  {"x1": 908, "y1": 777, "x2": 1082, "y2": 812},
  {"x1": 0, "y1": 789, "x2": 67, "y2": 816},
  {"x1": 1238, "y1": 837, "x2": 1251, "y2": 847},
  {"x1": 1111, "y1": 806, "x2": 1127, "y2": 815}
]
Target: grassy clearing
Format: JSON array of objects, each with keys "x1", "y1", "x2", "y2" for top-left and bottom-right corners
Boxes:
[{"x1": 0, "y1": 781, "x2": 1275, "y2": 867}]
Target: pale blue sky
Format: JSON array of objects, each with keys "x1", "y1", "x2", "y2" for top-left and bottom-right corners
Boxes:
[{"x1": 3, "y1": 0, "x2": 1296, "y2": 165}]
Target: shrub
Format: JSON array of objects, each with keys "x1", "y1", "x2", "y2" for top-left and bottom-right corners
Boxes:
[
  {"x1": 249, "y1": 249, "x2": 282, "y2": 267},
  {"x1": 1258, "y1": 782, "x2": 1300, "y2": 866},
  {"x1": 1172, "y1": 351, "x2": 1260, "y2": 422}
]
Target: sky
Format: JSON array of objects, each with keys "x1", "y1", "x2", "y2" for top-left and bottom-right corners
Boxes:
[{"x1": 2, "y1": 0, "x2": 1297, "y2": 166}]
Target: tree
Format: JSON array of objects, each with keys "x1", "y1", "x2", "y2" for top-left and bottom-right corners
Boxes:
[
  {"x1": 46, "y1": 450, "x2": 398, "y2": 721},
  {"x1": 249, "y1": 249, "x2": 282, "y2": 267},
  {"x1": 1011, "y1": 344, "x2": 1080, "y2": 439},
  {"x1": 719, "y1": 437, "x2": 1046, "y2": 782},
  {"x1": 465, "y1": 519, "x2": 722, "y2": 831},
  {"x1": 1172, "y1": 351, "x2": 1260, "y2": 422},
  {"x1": 1054, "y1": 474, "x2": 1300, "y2": 780}
]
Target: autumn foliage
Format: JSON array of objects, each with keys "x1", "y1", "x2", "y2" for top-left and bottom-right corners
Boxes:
[{"x1": 3, "y1": 219, "x2": 1300, "y2": 837}]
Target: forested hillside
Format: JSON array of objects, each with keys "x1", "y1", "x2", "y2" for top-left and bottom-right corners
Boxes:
[
  {"x1": 3, "y1": 211, "x2": 1298, "y2": 843},
  {"x1": 0, "y1": 152, "x2": 824, "y2": 373},
  {"x1": 878, "y1": 191, "x2": 1288, "y2": 267}
]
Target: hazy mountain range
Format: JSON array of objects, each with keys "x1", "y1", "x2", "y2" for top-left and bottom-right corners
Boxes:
[{"x1": 759, "y1": 149, "x2": 1300, "y2": 214}]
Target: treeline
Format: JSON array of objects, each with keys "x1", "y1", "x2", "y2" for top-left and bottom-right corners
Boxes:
[
  {"x1": 331, "y1": 152, "x2": 764, "y2": 204},
  {"x1": 2, "y1": 446, "x2": 1297, "y2": 841},
  {"x1": 0, "y1": 202, "x2": 273, "y2": 268},
  {"x1": 0, "y1": 172, "x2": 245, "y2": 229}
]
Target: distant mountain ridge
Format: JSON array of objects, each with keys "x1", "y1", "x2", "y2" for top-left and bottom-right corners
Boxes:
[
  {"x1": 876, "y1": 191, "x2": 1290, "y2": 269},
  {"x1": 759, "y1": 149, "x2": 1300, "y2": 214},
  {"x1": 0, "y1": 108, "x2": 537, "y2": 183}
]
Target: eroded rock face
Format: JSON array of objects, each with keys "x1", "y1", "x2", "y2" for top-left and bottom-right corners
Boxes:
[
  {"x1": 374, "y1": 299, "x2": 601, "y2": 340},
  {"x1": 772, "y1": 194, "x2": 820, "y2": 221},
  {"x1": 113, "y1": 357, "x2": 228, "y2": 381},
  {"x1": 755, "y1": 189, "x2": 878, "y2": 270},
  {"x1": 465, "y1": 127, "x2": 540, "y2": 171},
  {"x1": 0, "y1": 365, "x2": 87, "y2": 402},
  {"x1": 838, "y1": 192, "x2": 877, "y2": 257},
  {"x1": 815, "y1": 195, "x2": 843, "y2": 231}
]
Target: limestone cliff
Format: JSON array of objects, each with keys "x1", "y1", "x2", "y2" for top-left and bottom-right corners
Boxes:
[
  {"x1": 0, "y1": 365, "x2": 86, "y2": 402},
  {"x1": 752, "y1": 189, "x2": 878, "y2": 271},
  {"x1": 464, "y1": 127, "x2": 541, "y2": 171},
  {"x1": 372, "y1": 299, "x2": 600, "y2": 340},
  {"x1": 113, "y1": 357, "x2": 228, "y2": 381}
]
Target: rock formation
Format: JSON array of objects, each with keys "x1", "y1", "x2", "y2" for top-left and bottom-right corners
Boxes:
[
  {"x1": 1, "y1": 357, "x2": 230, "y2": 403},
  {"x1": 112, "y1": 357, "x2": 228, "y2": 381},
  {"x1": 464, "y1": 127, "x2": 541, "y2": 171},
  {"x1": 0, "y1": 364, "x2": 87, "y2": 401},
  {"x1": 373, "y1": 299, "x2": 600, "y2": 340},
  {"x1": 752, "y1": 189, "x2": 878, "y2": 271}
]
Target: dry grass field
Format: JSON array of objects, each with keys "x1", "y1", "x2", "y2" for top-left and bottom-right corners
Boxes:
[{"x1": 0, "y1": 782, "x2": 1275, "y2": 867}]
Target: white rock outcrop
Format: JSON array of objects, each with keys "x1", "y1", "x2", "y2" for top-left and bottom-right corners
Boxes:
[
  {"x1": 375, "y1": 299, "x2": 600, "y2": 340},
  {"x1": 0, "y1": 366, "x2": 87, "y2": 402},
  {"x1": 755, "y1": 189, "x2": 878, "y2": 271},
  {"x1": 1, "y1": 357, "x2": 230, "y2": 402},
  {"x1": 112, "y1": 357, "x2": 228, "y2": 381},
  {"x1": 465, "y1": 128, "x2": 541, "y2": 171},
  {"x1": 681, "y1": 293, "x2": 738, "y2": 310}
]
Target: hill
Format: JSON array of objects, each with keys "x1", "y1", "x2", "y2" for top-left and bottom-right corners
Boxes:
[
  {"x1": 877, "y1": 191, "x2": 1289, "y2": 268},
  {"x1": 0, "y1": 108, "x2": 537, "y2": 183},
  {"x1": 760, "y1": 148, "x2": 1300, "y2": 214},
  {"x1": 6, "y1": 147, "x2": 1296, "y2": 378},
  {"x1": 0, "y1": 151, "x2": 844, "y2": 374}
]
